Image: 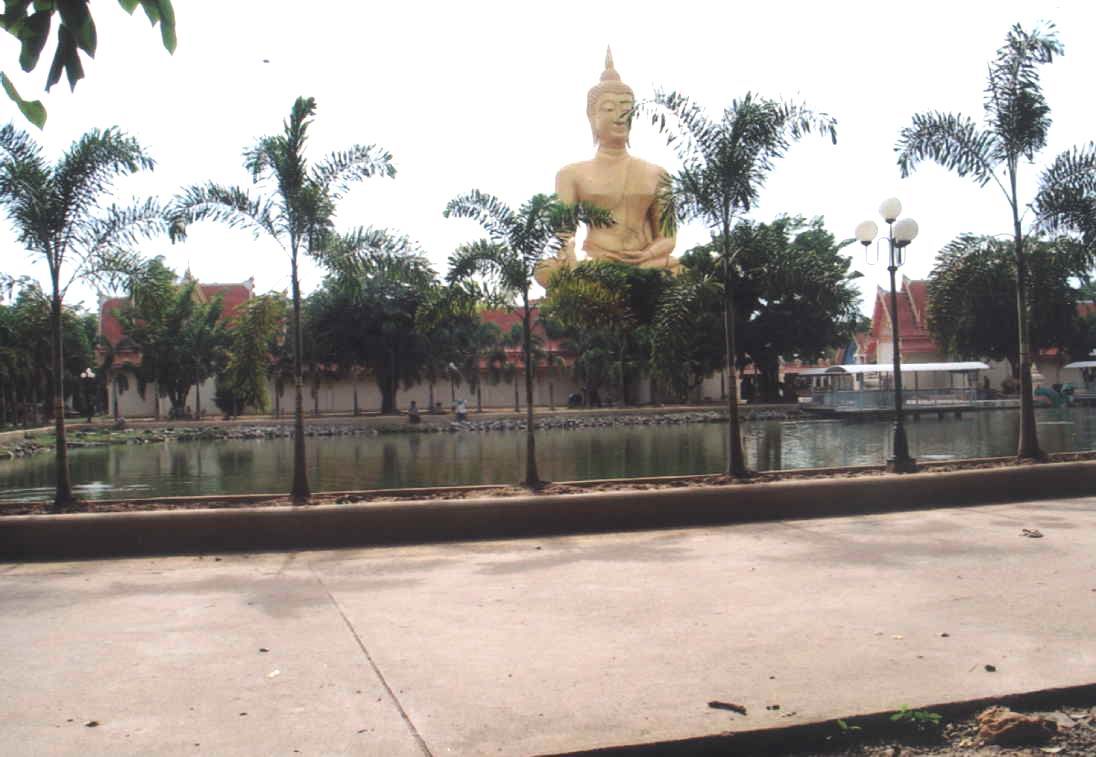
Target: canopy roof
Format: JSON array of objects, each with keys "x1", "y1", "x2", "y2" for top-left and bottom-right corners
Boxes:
[
  {"x1": 1064, "y1": 361, "x2": 1096, "y2": 369},
  {"x1": 795, "y1": 361, "x2": 988, "y2": 376}
]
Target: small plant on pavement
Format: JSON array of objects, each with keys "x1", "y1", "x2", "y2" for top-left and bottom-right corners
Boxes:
[{"x1": 891, "y1": 705, "x2": 944, "y2": 740}]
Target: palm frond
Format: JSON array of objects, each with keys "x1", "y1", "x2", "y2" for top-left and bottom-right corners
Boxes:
[
  {"x1": 312, "y1": 145, "x2": 395, "y2": 200},
  {"x1": 985, "y1": 22, "x2": 1062, "y2": 162},
  {"x1": 0, "y1": 145, "x2": 51, "y2": 251},
  {"x1": 645, "y1": 90, "x2": 719, "y2": 166},
  {"x1": 76, "y1": 197, "x2": 167, "y2": 256},
  {"x1": 0, "y1": 122, "x2": 42, "y2": 165},
  {"x1": 649, "y1": 270, "x2": 717, "y2": 392},
  {"x1": 1036, "y1": 143, "x2": 1096, "y2": 200},
  {"x1": 650, "y1": 91, "x2": 836, "y2": 234},
  {"x1": 1034, "y1": 143, "x2": 1096, "y2": 245},
  {"x1": 54, "y1": 128, "x2": 154, "y2": 248},
  {"x1": 70, "y1": 197, "x2": 168, "y2": 294},
  {"x1": 168, "y1": 183, "x2": 280, "y2": 245},
  {"x1": 244, "y1": 136, "x2": 283, "y2": 184},
  {"x1": 284, "y1": 96, "x2": 316, "y2": 154},
  {"x1": 315, "y1": 225, "x2": 421, "y2": 273},
  {"x1": 896, "y1": 111, "x2": 1008, "y2": 195},
  {"x1": 443, "y1": 189, "x2": 517, "y2": 242},
  {"x1": 447, "y1": 239, "x2": 510, "y2": 284}
]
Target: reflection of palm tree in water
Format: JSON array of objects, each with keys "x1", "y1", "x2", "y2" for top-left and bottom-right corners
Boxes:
[
  {"x1": 756, "y1": 422, "x2": 783, "y2": 471},
  {"x1": 381, "y1": 442, "x2": 400, "y2": 487}
]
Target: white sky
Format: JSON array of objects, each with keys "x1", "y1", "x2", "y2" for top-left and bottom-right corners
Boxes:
[{"x1": 1, "y1": 0, "x2": 1093, "y2": 317}]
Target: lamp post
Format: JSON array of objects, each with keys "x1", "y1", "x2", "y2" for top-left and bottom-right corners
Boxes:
[
  {"x1": 855, "y1": 197, "x2": 919, "y2": 473},
  {"x1": 80, "y1": 367, "x2": 96, "y2": 424}
]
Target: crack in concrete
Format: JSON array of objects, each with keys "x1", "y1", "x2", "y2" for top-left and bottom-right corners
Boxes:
[{"x1": 308, "y1": 563, "x2": 433, "y2": 757}]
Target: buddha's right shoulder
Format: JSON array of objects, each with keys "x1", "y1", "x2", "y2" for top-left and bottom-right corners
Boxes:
[{"x1": 556, "y1": 161, "x2": 590, "y2": 181}]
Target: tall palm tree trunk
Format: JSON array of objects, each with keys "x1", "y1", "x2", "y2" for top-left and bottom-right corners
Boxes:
[
  {"x1": 49, "y1": 271, "x2": 76, "y2": 510},
  {"x1": 1013, "y1": 193, "x2": 1041, "y2": 460},
  {"x1": 618, "y1": 341, "x2": 626, "y2": 406},
  {"x1": 290, "y1": 255, "x2": 310, "y2": 503},
  {"x1": 723, "y1": 276, "x2": 747, "y2": 478},
  {"x1": 521, "y1": 299, "x2": 540, "y2": 487}
]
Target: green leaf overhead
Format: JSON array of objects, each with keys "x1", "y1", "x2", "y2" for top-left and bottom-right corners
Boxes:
[
  {"x1": 0, "y1": 71, "x2": 45, "y2": 127},
  {"x1": 16, "y1": 10, "x2": 52, "y2": 72},
  {"x1": 0, "y1": 0, "x2": 176, "y2": 125}
]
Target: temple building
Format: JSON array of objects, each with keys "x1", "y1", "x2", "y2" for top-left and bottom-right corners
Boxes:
[{"x1": 860, "y1": 276, "x2": 1093, "y2": 389}]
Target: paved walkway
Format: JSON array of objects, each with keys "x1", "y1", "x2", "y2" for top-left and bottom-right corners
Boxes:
[{"x1": 2, "y1": 497, "x2": 1095, "y2": 756}]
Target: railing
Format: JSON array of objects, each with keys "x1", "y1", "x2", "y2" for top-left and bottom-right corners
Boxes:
[{"x1": 808, "y1": 387, "x2": 980, "y2": 410}]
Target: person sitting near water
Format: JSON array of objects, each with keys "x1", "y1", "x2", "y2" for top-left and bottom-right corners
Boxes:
[
  {"x1": 407, "y1": 400, "x2": 421, "y2": 424},
  {"x1": 455, "y1": 398, "x2": 468, "y2": 421}
]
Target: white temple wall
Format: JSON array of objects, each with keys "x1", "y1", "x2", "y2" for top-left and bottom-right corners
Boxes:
[{"x1": 109, "y1": 369, "x2": 586, "y2": 418}]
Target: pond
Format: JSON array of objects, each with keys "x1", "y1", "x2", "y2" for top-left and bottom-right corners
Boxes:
[{"x1": 2, "y1": 407, "x2": 1094, "y2": 502}]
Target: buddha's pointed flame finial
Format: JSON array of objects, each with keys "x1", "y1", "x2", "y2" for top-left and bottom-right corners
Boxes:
[{"x1": 601, "y1": 45, "x2": 620, "y2": 82}]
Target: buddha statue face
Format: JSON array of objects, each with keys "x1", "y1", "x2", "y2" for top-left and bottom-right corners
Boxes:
[
  {"x1": 590, "y1": 92, "x2": 634, "y2": 146},
  {"x1": 586, "y1": 48, "x2": 634, "y2": 146}
]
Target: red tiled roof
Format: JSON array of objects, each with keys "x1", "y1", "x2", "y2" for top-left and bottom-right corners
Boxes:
[
  {"x1": 905, "y1": 278, "x2": 928, "y2": 327},
  {"x1": 478, "y1": 306, "x2": 571, "y2": 364},
  {"x1": 99, "y1": 281, "x2": 253, "y2": 366},
  {"x1": 198, "y1": 283, "x2": 251, "y2": 321},
  {"x1": 99, "y1": 296, "x2": 128, "y2": 347},
  {"x1": 868, "y1": 279, "x2": 940, "y2": 358}
]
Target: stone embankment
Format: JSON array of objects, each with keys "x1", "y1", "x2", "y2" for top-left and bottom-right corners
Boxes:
[{"x1": 0, "y1": 406, "x2": 805, "y2": 460}]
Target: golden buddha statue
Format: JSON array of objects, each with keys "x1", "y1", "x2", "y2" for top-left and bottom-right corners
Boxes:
[{"x1": 535, "y1": 48, "x2": 678, "y2": 288}]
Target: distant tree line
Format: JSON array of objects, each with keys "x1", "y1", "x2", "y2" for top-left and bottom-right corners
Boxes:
[{"x1": 0, "y1": 281, "x2": 97, "y2": 427}]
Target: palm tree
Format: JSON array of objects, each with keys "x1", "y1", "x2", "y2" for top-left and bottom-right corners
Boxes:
[
  {"x1": 644, "y1": 91, "x2": 837, "y2": 477},
  {"x1": 444, "y1": 192, "x2": 610, "y2": 487},
  {"x1": 170, "y1": 97, "x2": 394, "y2": 502},
  {"x1": 219, "y1": 293, "x2": 286, "y2": 416},
  {"x1": 462, "y1": 320, "x2": 503, "y2": 413},
  {"x1": 0, "y1": 123, "x2": 162, "y2": 509},
  {"x1": 896, "y1": 22, "x2": 1096, "y2": 461},
  {"x1": 501, "y1": 324, "x2": 524, "y2": 412}
]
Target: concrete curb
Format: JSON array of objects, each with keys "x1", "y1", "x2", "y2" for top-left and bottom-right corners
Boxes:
[
  {"x1": 2, "y1": 460, "x2": 1094, "y2": 561},
  {"x1": 553, "y1": 682, "x2": 1096, "y2": 756}
]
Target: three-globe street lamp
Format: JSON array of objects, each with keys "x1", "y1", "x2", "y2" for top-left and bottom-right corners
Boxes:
[
  {"x1": 80, "y1": 367, "x2": 95, "y2": 424},
  {"x1": 855, "y1": 197, "x2": 919, "y2": 473}
]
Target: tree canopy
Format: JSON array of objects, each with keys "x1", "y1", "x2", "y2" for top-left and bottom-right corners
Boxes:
[
  {"x1": 927, "y1": 234, "x2": 1091, "y2": 371},
  {"x1": 541, "y1": 260, "x2": 666, "y2": 405},
  {"x1": 310, "y1": 238, "x2": 438, "y2": 414},
  {"x1": 117, "y1": 258, "x2": 228, "y2": 417},
  {"x1": 655, "y1": 217, "x2": 861, "y2": 403}
]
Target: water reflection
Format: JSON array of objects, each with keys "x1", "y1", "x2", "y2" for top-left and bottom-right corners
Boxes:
[{"x1": 1, "y1": 407, "x2": 1092, "y2": 501}]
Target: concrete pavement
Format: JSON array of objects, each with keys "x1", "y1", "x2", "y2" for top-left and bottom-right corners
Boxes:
[{"x1": 2, "y1": 496, "x2": 1095, "y2": 755}]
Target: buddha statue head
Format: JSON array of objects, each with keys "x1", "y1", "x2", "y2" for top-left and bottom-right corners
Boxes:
[{"x1": 587, "y1": 47, "x2": 634, "y2": 146}]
